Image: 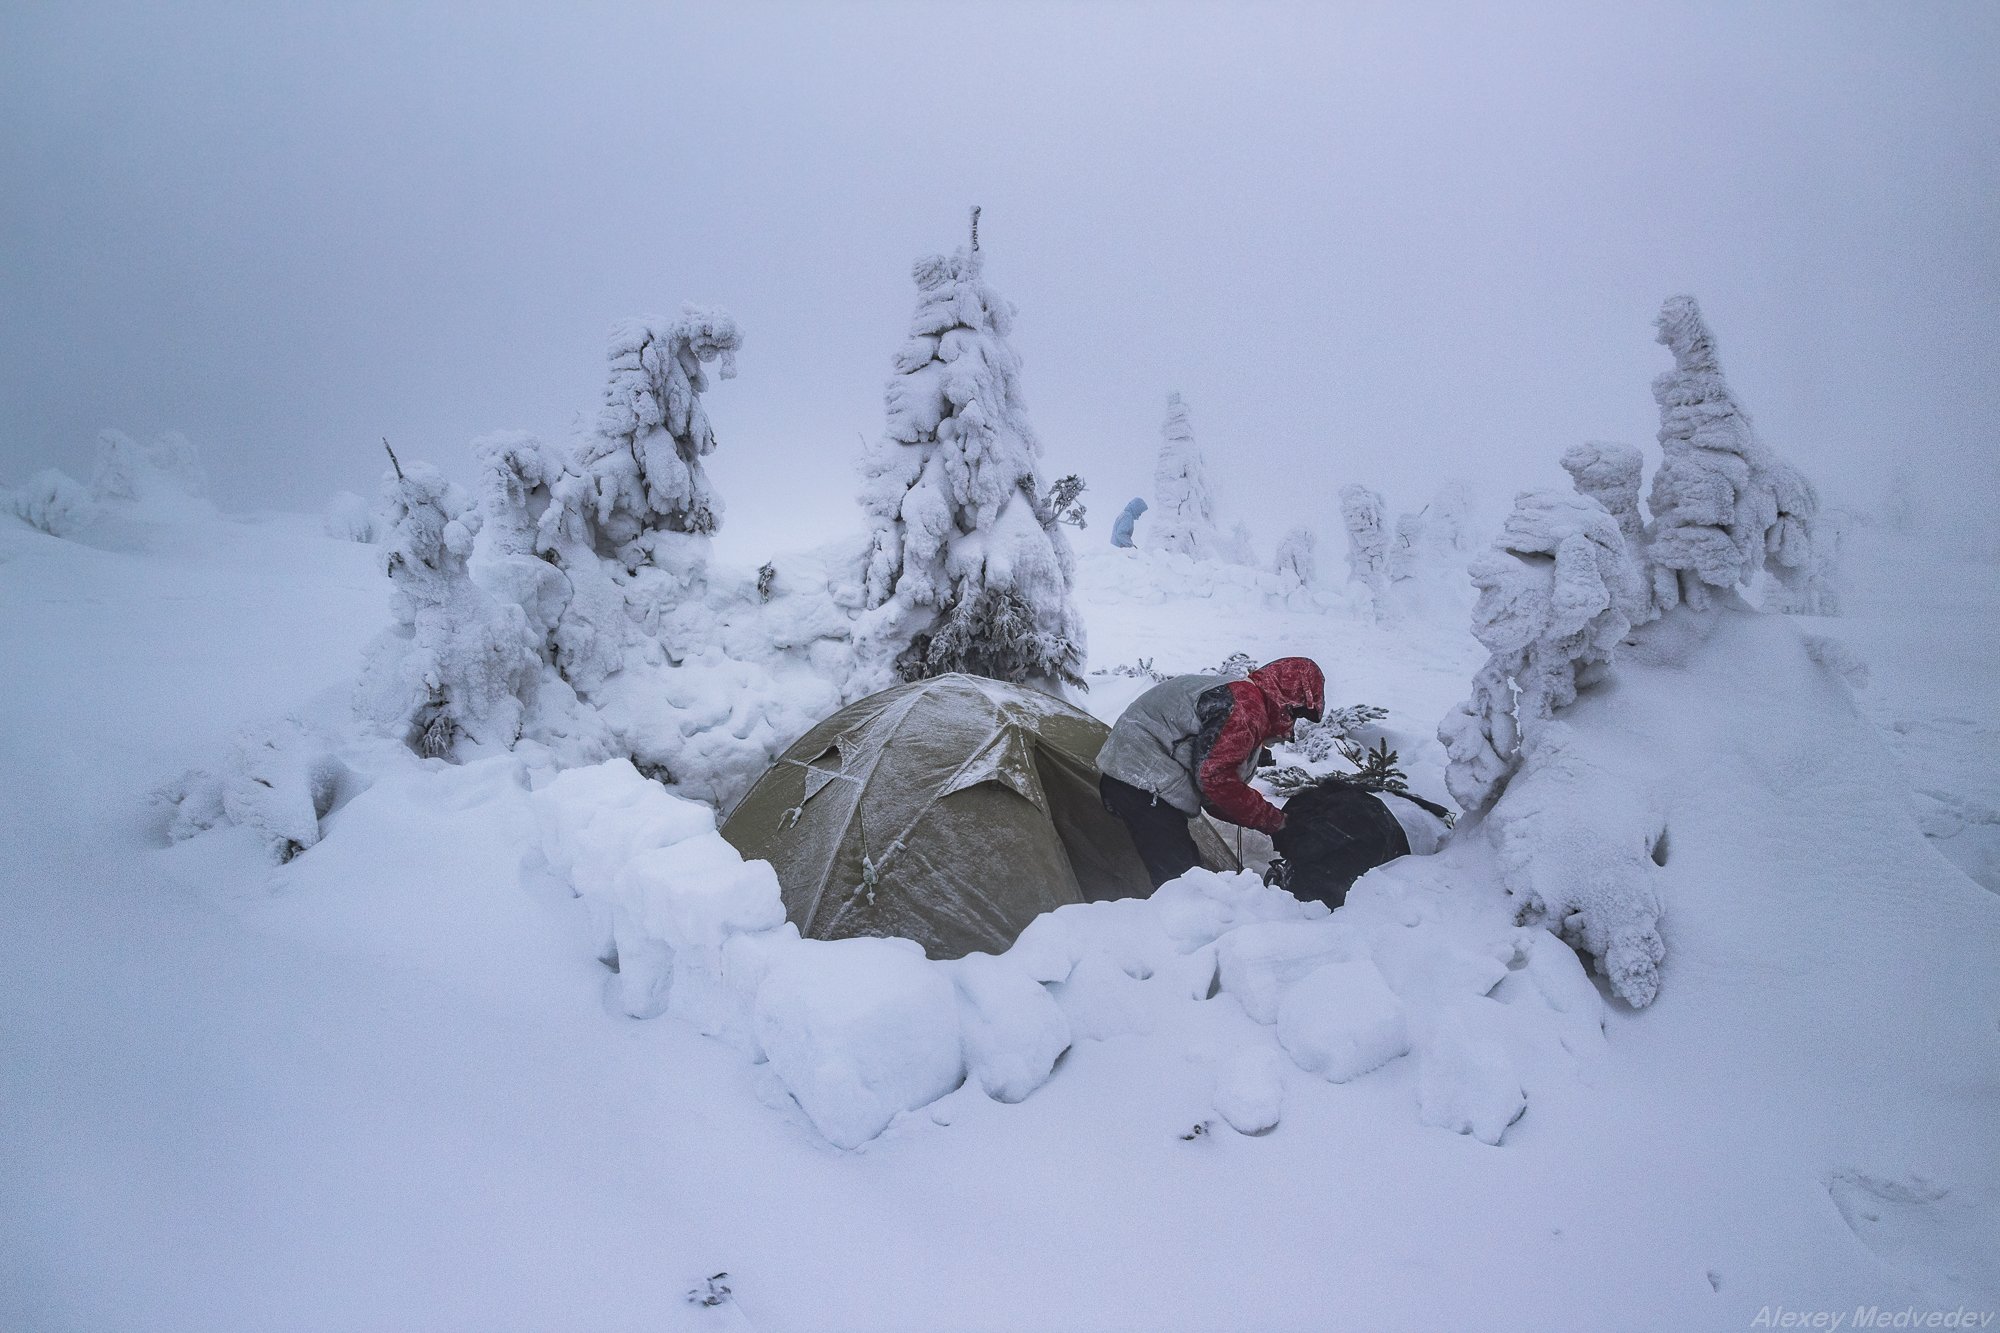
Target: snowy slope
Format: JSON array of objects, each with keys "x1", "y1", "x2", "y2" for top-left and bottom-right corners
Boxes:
[{"x1": 3, "y1": 504, "x2": 1997, "y2": 1332}]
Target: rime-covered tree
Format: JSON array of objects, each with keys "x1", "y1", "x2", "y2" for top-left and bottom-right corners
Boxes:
[
  {"x1": 1561, "y1": 442, "x2": 1645, "y2": 549},
  {"x1": 91, "y1": 429, "x2": 206, "y2": 502},
  {"x1": 478, "y1": 311, "x2": 742, "y2": 696},
  {"x1": 1339, "y1": 483, "x2": 1389, "y2": 608},
  {"x1": 1645, "y1": 296, "x2": 1823, "y2": 614},
  {"x1": 856, "y1": 212, "x2": 1085, "y2": 688},
  {"x1": 1560, "y1": 440, "x2": 1650, "y2": 624},
  {"x1": 1427, "y1": 479, "x2": 1475, "y2": 555},
  {"x1": 354, "y1": 457, "x2": 540, "y2": 759},
  {"x1": 1438, "y1": 489, "x2": 1642, "y2": 816},
  {"x1": 1273, "y1": 527, "x2": 1318, "y2": 586},
  {"x1": 1386, "y1": 512, "x2": 1425, "y2": 584},
  {"x1": 1146, "y1": 392, "x2": 1217, "y2": 559},
  {"x1": 573, "y1": 309, "x2": 742, "y2": 546}
]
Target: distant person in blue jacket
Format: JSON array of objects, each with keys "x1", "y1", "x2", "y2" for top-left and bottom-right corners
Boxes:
[{"x1": 1111, "y1": 497, "x2": 1147, "y2": 548}]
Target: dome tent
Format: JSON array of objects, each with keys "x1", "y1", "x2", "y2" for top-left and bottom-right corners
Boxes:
[{"x1": 722, "y1": 674, "x2": 1237, "y2": 959}]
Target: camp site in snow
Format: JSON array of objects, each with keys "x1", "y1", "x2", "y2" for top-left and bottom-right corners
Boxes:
[{"x1": 3, "y1": 4, "x2": 1998, "y2": 1330}]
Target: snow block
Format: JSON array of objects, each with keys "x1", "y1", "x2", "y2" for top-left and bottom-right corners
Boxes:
[
  {"x1": 946, "y1": 952, "x2": 1072, "y2": 1104},
  {"x1": 1213, "y1": 919, "x2": 1356, "y2": 1024},
  {"x1": 752, "y1": 936, "x2": 965, "y2": 1149},
  {"x1": 1213, "y1": 1047, "x2": 1286, "y2": 1135},
  {"x1": 1276, "y1": 957, "x2": 1410, "y2": 1083},
  {"x1": 1047, "y1": 952, "x2": 1154, "y2": 1042},
  {"x1": 1415, "y1": 1004, "x2": 1527, "y2": 1145}
]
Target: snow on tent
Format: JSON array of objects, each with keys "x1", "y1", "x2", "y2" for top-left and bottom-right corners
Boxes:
[{"x1": 722, "y1": 674, "x2": 1237, "y2": 958}]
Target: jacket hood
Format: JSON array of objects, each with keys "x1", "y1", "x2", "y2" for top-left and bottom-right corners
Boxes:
[{"x1": 1248, "y1": 657, "x2": 1325, "y2": 724}]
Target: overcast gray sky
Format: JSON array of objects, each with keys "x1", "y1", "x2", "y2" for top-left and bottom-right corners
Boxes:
[{"x1": 4, "y1": 1, "x2": 1996, "y2": 558}]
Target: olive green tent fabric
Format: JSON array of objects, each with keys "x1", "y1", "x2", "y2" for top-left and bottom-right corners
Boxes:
[{"x1": 721, "y1": 674, "x2": 1238, "y2": 959}]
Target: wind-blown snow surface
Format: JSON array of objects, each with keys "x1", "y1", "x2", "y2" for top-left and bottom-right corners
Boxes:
[{"x1": 4, "y1": 504, "x2": 1997, "y2": 1331}]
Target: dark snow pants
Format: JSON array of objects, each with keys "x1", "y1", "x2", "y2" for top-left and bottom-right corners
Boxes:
[
  {"x1": 1099, "y1": 774, "x2": 1202, "y2": 889},
  {"x1": 1270, "y1": 782, "x2": 1411, "y2": 911}
]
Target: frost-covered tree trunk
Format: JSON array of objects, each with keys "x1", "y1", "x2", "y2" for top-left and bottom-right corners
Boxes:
[
  {"x1": 856, "y1": 222, "x2": 1085, "y2": 688},
  {"x1": 1145, "y1": 392, "x2": 1217, "y2": 559},
  {"x1": 1340, "y1": 483, "x2": 1389, "y2": 610},
  {"x1": 354, "y1": 460, "x2": 541, "y2": 760}
]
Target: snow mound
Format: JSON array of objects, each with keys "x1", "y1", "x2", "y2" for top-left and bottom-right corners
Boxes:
[
  {"x1": 1212, "y1": 1046, "x2": 1286, "y2": 1135},
  {"x1": 6, "y1": 469, "x2": 96, "y2": 538},
  {"x1": 1276, "y1": 956, "x2": 1411, "y2": 1083},
  {"x1": 753, "y1": 936, "x2": 966, "y2": 1150}
]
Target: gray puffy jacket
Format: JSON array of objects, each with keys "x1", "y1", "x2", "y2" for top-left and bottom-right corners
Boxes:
[{"x1": 1095, "y1": 674, "x2": 1240, "y2": 816}]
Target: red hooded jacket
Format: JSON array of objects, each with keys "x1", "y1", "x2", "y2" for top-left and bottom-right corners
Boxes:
[{"x1": 1192, "y1": 657, "x2": 1325, "y2": 835}]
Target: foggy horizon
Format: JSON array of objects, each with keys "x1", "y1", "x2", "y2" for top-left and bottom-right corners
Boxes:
[{"x1": 5, "y1": 1, "x2": 1997, "y2": 559}]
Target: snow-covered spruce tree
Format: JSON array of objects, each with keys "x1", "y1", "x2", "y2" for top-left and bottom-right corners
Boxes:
[
  {"x1": 1339, "y1": 483, "x2": 1389, "y2": 609},
  {"x1": 353, "y1": 457, "x2": 541, "y2": 760},
  {"x1": 1645, "y1": 295, "x2": 1823, "y2": 614},
  {"x1": 507, "y1": 310, "x2": 743, "y2": 696},
  {"x1": 1437, "y1": 489, "x2": 1642, "y2": 816},
  {"x1": 1145, "y1": 392, "x2": 1217, "y2": 559},
  {"x1": 578, "y1": 309, "x2": 742, "y2": 542},
  {"x1": 856, "y1": 214, "x2": 1085, "y2": 688},
  {"x1": 1273, "y1": 527, "x2": 1317, "y2": 586}
]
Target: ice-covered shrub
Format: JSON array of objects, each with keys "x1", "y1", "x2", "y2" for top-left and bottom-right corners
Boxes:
[
  {"x1": 6, "y1": 469, "x2": 96, "y2": 538},
  {"x1": 155, "y1": 718, "x2": 356, "y2": 863},
  {"x1": 1438, "y1": 489, "x2": 1641, "y2": 816},
  {"x1": 1146, "y1": 392, "x2": 1216, "y2": 560},
  {"x1": 322, "y1": 490, "x2": 380, "y2": 543},
  {"x1": 855, "y1": 220, "x2": 1085, "y2": 688},
  {"x1": 354, "y1": 461, "x2": 542, "y2": 760}
]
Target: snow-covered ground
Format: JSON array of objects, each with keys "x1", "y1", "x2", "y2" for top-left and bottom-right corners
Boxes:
[{"x1": 3, "y1": 498, "x2": 1997, "y2": 1332}]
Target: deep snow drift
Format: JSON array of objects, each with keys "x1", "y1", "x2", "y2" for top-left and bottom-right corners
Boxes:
[{"x1": 3, "y1": 483, "x2": 1998, "y2": 1330}]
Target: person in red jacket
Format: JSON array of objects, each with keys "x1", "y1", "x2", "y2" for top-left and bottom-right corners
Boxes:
[{"x1": 1095, "y1": 657, "x2": 1325, "y2": 887}]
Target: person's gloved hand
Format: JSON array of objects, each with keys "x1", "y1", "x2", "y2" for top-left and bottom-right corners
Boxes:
[{"x1": 1262, "y1": 857, "x2": 1289, "y2": 889}]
